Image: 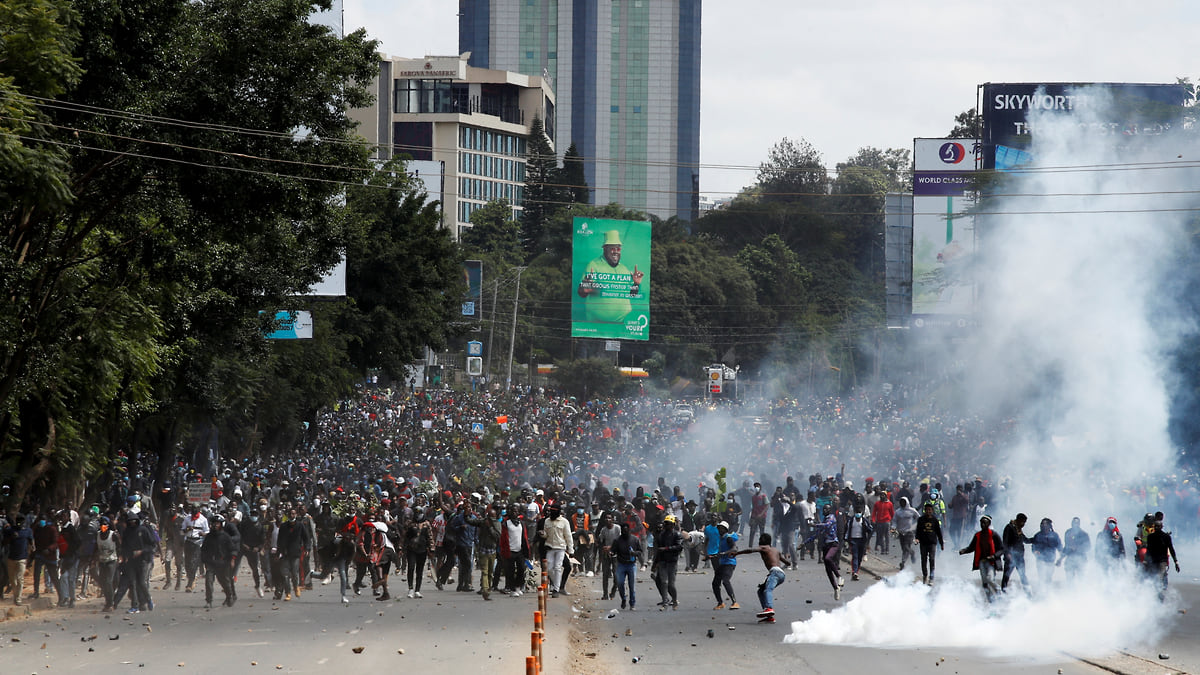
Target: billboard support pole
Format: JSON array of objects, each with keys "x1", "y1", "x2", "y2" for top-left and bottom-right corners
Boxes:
[
  {"x1": 506, "y1": 266, "x2": 527, "y2": 392},
  {"x1": 486, "y1": 279, "x2": 498, "y2": 380}
]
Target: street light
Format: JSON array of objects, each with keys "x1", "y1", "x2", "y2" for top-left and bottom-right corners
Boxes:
[{"x1": 505, "y1": 266, "x2": 527, "y2": 391}]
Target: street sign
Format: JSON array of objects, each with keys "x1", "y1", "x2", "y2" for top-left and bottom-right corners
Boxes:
[
  {"x1": 466, "y1": 356, "x2": 483, "y2": 376},
  {"x1": 471, "y1": 422, "x2": 485, "y2": 435},
  {"x1": 605, "y1": 340, "x2": 621, "y2": 352},
  {"x1": 708, "y1": 368, "x2": 722, "y2": 394},
  {"x1": 467, "y1": 340, "x2": 483, "y2": 356}
]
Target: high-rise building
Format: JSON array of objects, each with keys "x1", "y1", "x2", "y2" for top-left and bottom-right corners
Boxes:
[
  {"x1": 459, "y1": 0, "x2": 701, "y2": 222},
  {"x1": 349, "y1": 53, "x2": 555, "y2": 239}
]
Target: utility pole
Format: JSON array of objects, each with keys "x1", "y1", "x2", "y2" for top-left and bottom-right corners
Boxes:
[
  {"x1": 485, "y1": 279, "x2": 498, "y2": 380},
  {"x1": 505, "y1": 266, "x2": 527, "y2": 391}
]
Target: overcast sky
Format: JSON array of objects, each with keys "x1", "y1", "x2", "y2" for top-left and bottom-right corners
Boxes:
[{"x1": 341, "y1": 0, "x2": 1199, "y2": 197}]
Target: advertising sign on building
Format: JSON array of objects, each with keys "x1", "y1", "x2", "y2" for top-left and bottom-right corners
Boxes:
[
  {"x1": 463, "y1": 260, "x2": 483, "y2": 321},
  {"x1": 980, "y1": 82, "x2": 1189, "y2": 169},
  {"x1": 264, "y1": 310, "x2": 314, "y2": 339},
  {"x1": 911, "y1": 139, "x2": 980, "y2": 321},
  {"x1": 571, "y1": 217, "x2": 651, "y2": 341}
]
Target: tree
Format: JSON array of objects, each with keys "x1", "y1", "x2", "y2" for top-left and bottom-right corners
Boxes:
[
  {"x1": 0, "y1": 0, "x2": 381, "y2": 507},
  {"x1": 947, "y1": 108, "x2": 982, "y2": 138},
  {"x1": 520, "y1": 115, "x2": 560, "y2": 256},
  {"x1": 756, "y1": 137, "x2": 829, "y2": 202},
  {"x1": 460, "y1": 199, "x2": 523, "y2": 268},
  {"x1": 559, "y1": 142, "x2": 590, "y2": 205},
  {"x1": 550, "y1": 357, "x2": 624, "y2": 398},
  {"x1": 340, "y1": 164, "x2": 465, "y2": 378}
]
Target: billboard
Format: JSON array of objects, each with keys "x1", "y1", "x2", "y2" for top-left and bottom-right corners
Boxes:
[
  {"x1": 571, "y1": 217, "x2": 651, "y2": 340},
  {"x1": 264, "y1": 310, "x2": 314, "y2": 339},
  {"x1": 462, "y1": 259, "x2": 482, "y2": 321},
  {"x1": 980, "y1": 82, "x2": 1189, "y2": 169},
  {"x1": 911, "y1": 139, "x2": 980, "y2": 319}
]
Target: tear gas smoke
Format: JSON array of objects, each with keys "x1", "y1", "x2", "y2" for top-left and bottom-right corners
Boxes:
[{"x1": 785, "y1": 86, "x2": 1199, "y2": 657}]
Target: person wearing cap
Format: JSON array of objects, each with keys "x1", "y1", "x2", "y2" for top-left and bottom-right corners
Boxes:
[
  {"x1": 95, "y1": 516, "x2": 119, "y2": 612},
  {"x1": 959, "y1": 515, "x2": 1003, "y2": 602},
  {"x1": 651, "y1": 514, "x2": 682, "y2": 608},
  {"x1": 576, "y1": 229, "x2": 644, "y2": 324},
  {"x1": 180, "y1": 504, "x2": 209, "y2": 592},
  {"x1": 119, "y1": 513, "x2": 155, "y2": 613},
  {"x1": 201, "y1": 514, "x2": 236, "y2": 608},
  {"x1": 708, "y1": 520, "x2": 740, "y2": 610}
]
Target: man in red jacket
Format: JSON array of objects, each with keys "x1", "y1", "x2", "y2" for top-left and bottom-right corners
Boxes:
[
  {"x1": 959, "y1": 515, "x2": 1003, "y2": 602},
  {"x1": 871, "y1": 493, "x2": 894, "y2": 555}
]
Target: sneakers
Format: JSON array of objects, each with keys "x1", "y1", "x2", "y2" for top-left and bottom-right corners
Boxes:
[
  {"x1": 127, "y1": 607, "x2": 140, "y2": 614},
  {"x1": 322, "y1": 577, "x2": 332, "y2": 586},
  {"x1": 560, "y1": 590, "x2": 571, "y2": 596},
  {"x1": 414, "y1": 591, "x2": 423, "y2": 599},
  {"x1": 852, "y1": 573, "x2": 859, "y2": 581},
  {"x1": 729, "y1": 601, "x2": 740, "y2": 610},
  {"x1": 256, "y1": 587, "x2": 264, "y2": 598},
  {"x1": 757, "y1": 615, "x2": 777, "y2": 624},
  {"x1": 837, "y1": 576, "x2": 845, "y2": 588},
  {"x1": 509, "y1": 590, "x2": 520, "y2": 598},
  {"x1": 341, "y1": 595, "x2": 349, "y2": 605},
  {"x1": 407, "y1": 590, "x2": 414, "y2": 599},
  {"x1": 284, "y1": 593, "x2": 291, "y2": 601},
  {"x1": 833, "y1": 586, "x2": 841, "y2": 601},
  {"x1": 585, "y1": 571, "x2": 594, "y2": 577},
  {"x1": 713, "y1": 602, "x2": 726, "y2": 610},
  {"x1": 756, "y1": 608, "x2": 775, "y2": 618}
]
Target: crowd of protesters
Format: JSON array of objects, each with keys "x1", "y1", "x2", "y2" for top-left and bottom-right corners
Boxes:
[{"x1": 1, "y1": 385, "x2": 1196, "y2": 613}]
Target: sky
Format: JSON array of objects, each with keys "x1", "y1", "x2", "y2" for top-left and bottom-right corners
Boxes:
[{"x1": 339, "y1": 0, "x2": 1199, "y2": 197}]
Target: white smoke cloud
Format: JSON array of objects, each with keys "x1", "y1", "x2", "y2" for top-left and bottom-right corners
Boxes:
[{"x1": 785, "y1": 85, "x2": 1199, "y2": 658}]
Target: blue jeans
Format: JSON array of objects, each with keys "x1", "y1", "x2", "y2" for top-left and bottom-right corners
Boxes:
[
  {"x1": 757, "y1": 567, "x2": 786, "y2": 610},
  {"x1": 615, "y1": 562, "x2": 636, "y2": 608}
]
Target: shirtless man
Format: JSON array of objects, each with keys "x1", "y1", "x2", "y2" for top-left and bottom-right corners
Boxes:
[{"x1": 728, "y1": 533, "x2": 790, "y2": 623}]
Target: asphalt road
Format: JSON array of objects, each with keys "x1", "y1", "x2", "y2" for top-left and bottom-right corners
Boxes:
[{"x1": 2, "y1": 543, "x2": 1196, "y2": 675}]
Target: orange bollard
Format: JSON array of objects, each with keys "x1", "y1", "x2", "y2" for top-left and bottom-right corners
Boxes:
[
  {"x1": 539, "y1": 586, "x2": 546, "y2": 617},
  {"x1": 534, "y1": 609, "x2": 543, "y2": 633},
  {"x1": 525, "y1": 655, "x2": 537, "y2": 675},
  {"x1": 531, "y1": 631, "x2": 542, "y2": 673}
]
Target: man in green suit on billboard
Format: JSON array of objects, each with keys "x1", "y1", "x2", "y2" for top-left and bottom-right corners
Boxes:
[{"x1": 577, "y1": 230, "x2": 644, "y2": 323}]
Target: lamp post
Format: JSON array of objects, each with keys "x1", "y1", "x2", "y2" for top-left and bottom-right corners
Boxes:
[{"x1": 505, "y1": 266, "x2": 527, "y2": 391}]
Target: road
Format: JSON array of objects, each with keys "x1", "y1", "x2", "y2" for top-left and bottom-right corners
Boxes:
[{"x1": 2, "y1": 543, "x2": 1196, "y2": 675}]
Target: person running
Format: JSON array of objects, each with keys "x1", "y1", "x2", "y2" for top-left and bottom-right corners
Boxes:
[
  {"x1": 727, "y1": 533, "x2": 790, "y2": 624},
  {"x1": 804, "y1": 511, "x2": 844, "y2": 601},
  {"x1": 1143, "y1": 517, "x2": 1180, "y2": 601},
  {"x1": 708, "y1": 521, "x2": 740, "y2": 610},
  {"x1": 846, "y1": 510, "x2": 873, "y2": 581},
  {"x1": 1001, "y1": 513, "x2": 1032, "y2": 594},
  {"x1": 915, "y1": 501, "x2": 944, "y2": 585},
  {"x1": 1030, "y1": 517, "x2": 1062, "y2": 585},
  {"x1": 959, "y1": 515, "x2": 1003, "y2": 602}
]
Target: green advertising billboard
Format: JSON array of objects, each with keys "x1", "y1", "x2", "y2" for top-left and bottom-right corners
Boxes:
[{"x1": 571, "y1": 217, "x2": 651, "y2": 340}]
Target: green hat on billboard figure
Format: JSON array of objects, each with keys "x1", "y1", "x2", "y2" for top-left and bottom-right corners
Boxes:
[{"x1": 603, "y1": 230, "x2": 622, "y2": 246}]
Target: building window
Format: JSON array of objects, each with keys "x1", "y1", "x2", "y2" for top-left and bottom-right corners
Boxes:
[{"x1": 611, "y1": 105, "x2": 619, "y2": 113}]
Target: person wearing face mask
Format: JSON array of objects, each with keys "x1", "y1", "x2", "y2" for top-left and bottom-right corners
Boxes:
[
  {"x1": 1095, "y1": 516, "x2": 1125, "y2": 571},
  {"x1": 748, "y1": 482, "x2": 769, "y2": 552},
  {"x1": 237, "y1": 506, "x2": 266, "y2": 598},
  {"x1": 845, "y1": 509, "x2": 874, "y2": 582},
  {"x1": 180, "y1": 504, "x2": 209, "y2": 593},
  {"x1": 3, "y1": 516, "x2": 34, "y2": 606},
  {"x1": 31, "y1": 514, "x2": 61, "y2": 604},
  {"x1": 95, "y1": 517, "x2": 120, "y2": 612},
  {"x1": 569, "y1": 504, "x2": 593, "y2": 575}
]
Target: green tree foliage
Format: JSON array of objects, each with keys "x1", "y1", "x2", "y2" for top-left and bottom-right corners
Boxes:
[
  {"x1": 340, "y1": 165, "x2": 464, "y2": 377},
  {"x1": 559, "y1": 142, "x2": 590, "y2": 205},
  {"x1": 520, "y1": 115, "x2": 560, "y2": 256},
  {"x1": 460, "y1": 198, "x2": 524, "y2": 270},
  {"x1": 549, "y1": 357, "x2": 624, "y2": 398},
  {"x1": 0, "y1": 0, "x2": 386, "y2": 506},
  {"x1": 755, "y1": 137, "x2": 829, "y2": 203},
  {"x1": 947, "y1": 108, "x2": 982, "y2": 138}
]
